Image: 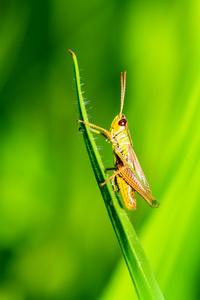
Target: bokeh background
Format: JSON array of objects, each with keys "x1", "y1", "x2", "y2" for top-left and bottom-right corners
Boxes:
[{"x1": 1, "y1": 0, "x2": 200, "y2": 299}]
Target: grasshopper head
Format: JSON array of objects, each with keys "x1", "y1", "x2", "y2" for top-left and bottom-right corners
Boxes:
[
  {"x1": 110, "y1": 71, "x2": 128, "y2": 138},
  {"x1": 110, "y1": 114, "x2": 129, "y2": 137}
]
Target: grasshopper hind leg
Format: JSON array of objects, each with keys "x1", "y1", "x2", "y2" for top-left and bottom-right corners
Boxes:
[
  {"x1": 111, "y1": 178, "x2": 116, "y2": 193},
  {"x1": 110, "y1": 176, "x2": 120, "y2": 193},
  {"x1": 116, "y1": 175, "x2": 137, "y2": 210}
]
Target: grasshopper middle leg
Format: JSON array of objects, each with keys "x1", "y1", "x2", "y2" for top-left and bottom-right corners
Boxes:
[{"x1": 100, "y1": 165, "x2": 128, "y2": 187}]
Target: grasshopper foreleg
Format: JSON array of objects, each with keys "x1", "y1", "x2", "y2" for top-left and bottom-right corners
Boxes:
[{"x1": 77, "y1": 120, "x2": 111, "y2": 140}]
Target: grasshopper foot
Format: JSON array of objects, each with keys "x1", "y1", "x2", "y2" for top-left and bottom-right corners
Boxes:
[{"x1": 111, "y1": 178, "x2": 116, "y2": 193}]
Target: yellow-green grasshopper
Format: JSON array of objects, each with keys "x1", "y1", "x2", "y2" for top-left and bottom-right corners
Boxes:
[{"x1": 77, "y1": 72, "x2": 159, "y2": 210}]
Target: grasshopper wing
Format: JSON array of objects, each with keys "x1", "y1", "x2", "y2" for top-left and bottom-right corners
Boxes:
[
  {"x1": 127, "y1": 145, "x2": 152, "y2": 194},
  {"x1": 118, "y1": 165, "x2": 159, "y2": 208}
]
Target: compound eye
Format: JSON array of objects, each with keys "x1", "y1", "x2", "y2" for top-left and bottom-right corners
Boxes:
[{"x1": 118, "y1": 118, "x2": 127, "y2": 126}]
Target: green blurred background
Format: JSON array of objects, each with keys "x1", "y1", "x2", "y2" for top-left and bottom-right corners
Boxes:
[{"x1": 1, "y1": 0, "x2": 200, "y2": 299}]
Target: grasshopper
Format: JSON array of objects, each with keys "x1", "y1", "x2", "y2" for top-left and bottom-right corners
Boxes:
[{"x1": 77, "y1": 72, "x2": 159, "y2": 210}]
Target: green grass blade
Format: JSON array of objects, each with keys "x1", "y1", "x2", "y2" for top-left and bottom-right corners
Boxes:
[{"x1": 69, "y1": 50, "x2": 164, "y2": 300}]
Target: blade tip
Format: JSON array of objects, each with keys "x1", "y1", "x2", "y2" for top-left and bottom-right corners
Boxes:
[{"x1": 68, "y1": 49, "x2": 74, "y2": 56}]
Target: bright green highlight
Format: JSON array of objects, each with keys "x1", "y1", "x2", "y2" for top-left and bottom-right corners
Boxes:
[{"x1": 1, "y1": 1, "x2": 200, "y2": 299}]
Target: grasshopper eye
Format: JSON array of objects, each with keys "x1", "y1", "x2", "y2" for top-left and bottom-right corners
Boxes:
[{"x1": 118, "y1": 118, "x2": 127, "y2": 126}]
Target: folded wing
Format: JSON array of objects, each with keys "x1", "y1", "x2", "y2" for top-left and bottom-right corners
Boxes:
[{"x1": 118, "y1": 161, "x2": 160, "y2": 208}]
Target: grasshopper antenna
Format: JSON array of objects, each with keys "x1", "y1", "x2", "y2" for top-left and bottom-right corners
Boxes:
[{"x1": 119, "y1": 71, "x2": 126, "y2": 118}]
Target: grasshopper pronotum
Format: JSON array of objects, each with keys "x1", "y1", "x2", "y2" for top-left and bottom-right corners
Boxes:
[{"x1": 78, "y1": 72, "x2": 159, "y2": 210}]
